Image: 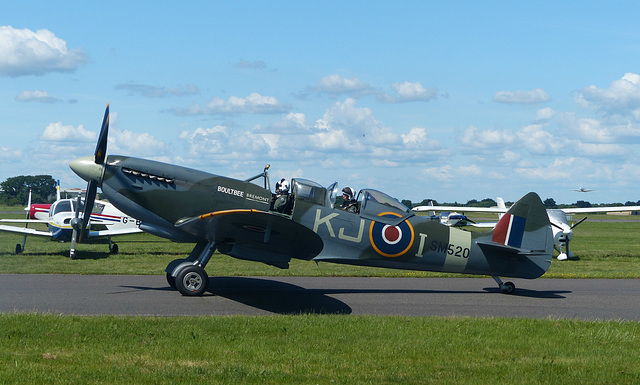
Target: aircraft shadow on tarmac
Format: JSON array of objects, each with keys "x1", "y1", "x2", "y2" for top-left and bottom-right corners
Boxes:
[{"x1": 122, "y1": 277, "x2": 569, "y2": 315}]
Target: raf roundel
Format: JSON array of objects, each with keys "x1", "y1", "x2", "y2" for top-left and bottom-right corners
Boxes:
[{"x1": 369, "y1": 212, "x2": 414, "y2": 258}]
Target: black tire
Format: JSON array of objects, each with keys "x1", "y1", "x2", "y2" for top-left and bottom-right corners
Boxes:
[
  {"x1": 175, "y1": 265, "x2": 208, "y2": 296},
  {"x1": 501, "y1": 281, "x2": 516, "y2": 294},
  {"x1": 166, "y1": 272, "x2": 177, "y2": 290},
  {"x1": 15, "y1": 244, "x2": 22, "y2": 254},
  {"x1": 111, "y1": 243, "x2": 119, "y2": 254}
]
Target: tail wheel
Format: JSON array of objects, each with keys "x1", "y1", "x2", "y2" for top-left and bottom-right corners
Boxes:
[{"x1": 176, "y1": 265, "x2": 209, "y2": 296}]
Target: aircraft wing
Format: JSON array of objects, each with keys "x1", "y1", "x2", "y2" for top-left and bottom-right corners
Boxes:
[
  {"x1": 88, "y1": 228, "x2": 143, "y2": 237},
  {"x1": 176, "y1": 209, "x2": 324, "y2": 265},
  {"x1": 0, "y1": 219, "x2": 49, "y2": 224},
  {"x1": 561, "y1": 206, "x2": 640, "y2": 214},
  {"x1": 413, "y1": 205, "x2": 508, "y2": 213},
  {"x1": 0, "y1": 224, "x2": 53, "y2": 237}
]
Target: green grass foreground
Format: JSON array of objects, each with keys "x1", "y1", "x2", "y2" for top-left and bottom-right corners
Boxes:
[{"x1": 2, "y1": 314, "x2": 639, "y2": 384}]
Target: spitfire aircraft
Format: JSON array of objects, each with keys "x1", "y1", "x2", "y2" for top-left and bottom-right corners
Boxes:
[
  {"x1": 414, "y1": 198, "x2": 640, "y2": 261},
  {"x1": 0, "y1": 186, "x2": 142, "y2": 258},
  {"x1": 70, "y1": 104, "x2": 554, "y2": 296}
]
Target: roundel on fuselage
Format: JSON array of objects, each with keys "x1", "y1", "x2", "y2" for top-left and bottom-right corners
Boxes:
[{"x1": 369, "y1": 212, "x2": 414, "y2": 258}]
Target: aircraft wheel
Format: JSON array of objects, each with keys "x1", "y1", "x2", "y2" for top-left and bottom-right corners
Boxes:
[
  {"x1": 175, "y1": 265, "x2": 208, "y2": 296},
  {"x1": 15, "y1": 244, "x2": 22, "y2": 254},
  {"x1": 166, "y1": 272, "x2": 177, "y2": 290},
  {"x1": 111, "y1": 244, "x2": 119, "y2": 254},
  {"x1": 500, "y1": 281, "x2": 516, "y2": 294}
]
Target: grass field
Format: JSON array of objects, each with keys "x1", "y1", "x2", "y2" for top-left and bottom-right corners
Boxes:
[
  {"x1": 1, "y1": 207, "x2": 639, "y2": 384},
  {"x1": 1, "y1": 314, "x2": 639, "y2": 384}
]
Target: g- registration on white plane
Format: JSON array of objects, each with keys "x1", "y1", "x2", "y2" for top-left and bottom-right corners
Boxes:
[{"x1": 0, "y1": 191, "x2": 142, "y2": 258}]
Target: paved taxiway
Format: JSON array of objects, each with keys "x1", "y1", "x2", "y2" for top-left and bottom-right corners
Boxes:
[{"x1": 1, "y1": 275, "x2": 639, "y2": 320}]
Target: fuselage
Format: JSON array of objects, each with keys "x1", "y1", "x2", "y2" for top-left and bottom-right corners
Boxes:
[
  {"x1": 70, "y1": 154, "x2": 552, "y2": 279},
  {"x1": 46, "y1": 197, "x2": 140, "y2": 242}
]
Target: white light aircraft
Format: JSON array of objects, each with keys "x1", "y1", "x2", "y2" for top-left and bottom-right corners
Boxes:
[
  {"x1": 413, "y1": 198, "x2": 640, "y2": 261},
  {"x1": 0, "y1": 190, "x2": 142, "y2": 258}
]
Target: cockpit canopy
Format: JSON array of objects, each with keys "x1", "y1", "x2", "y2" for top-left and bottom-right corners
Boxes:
[
  {"x1": 50, "y1": 198, "x2": 105, "y2": 217},
  {"x1": 291, "y1": 178, "x2": 412, "y2": 224}
]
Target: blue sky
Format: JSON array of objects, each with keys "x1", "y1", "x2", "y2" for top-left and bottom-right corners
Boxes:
[{"x1": 2, "y1": 1, "x2": 640, "y2": 204}]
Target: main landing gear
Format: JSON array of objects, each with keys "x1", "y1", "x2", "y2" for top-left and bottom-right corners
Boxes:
[
  {"x1": 492, "y1": 276, "x2": 516, "y2": 294},
  {"x1": 165, "y1": 241, "x2": 216, "y2": 296}
]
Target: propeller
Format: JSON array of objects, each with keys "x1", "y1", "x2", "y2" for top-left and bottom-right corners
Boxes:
[
  {"x1": 551, "y1": 216, "x2": 587, "y2": 260},
  {"x1": 70, "y1": 104, "x2": 110, "y2": 254}
]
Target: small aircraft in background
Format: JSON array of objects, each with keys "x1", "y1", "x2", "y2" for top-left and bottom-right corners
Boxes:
[
  {"x1": 413, "y1": 198, "x2": 640, "y2": 261},
  {"x1": 0, "y1": 184, "x2": 142, "y2": 258},
  {"x1": 574, "y1": 187, "x2": 594, "y2": 193},
  {"x1": 69, "y1": 104, "x2": 554, "y2": 296},
  {"x1": 419, "y1": 201, "x2": 475, "y2": 227}
]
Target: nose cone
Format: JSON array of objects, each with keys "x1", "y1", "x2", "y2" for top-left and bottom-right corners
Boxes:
[{"x1": 69, "y1": 156, "x2": 105, "y2": 185}]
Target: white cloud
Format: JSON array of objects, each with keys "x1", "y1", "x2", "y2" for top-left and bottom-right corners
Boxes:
[
  {"x1": 459, "y1": 125, "x2": 515, "y2": 150},
  {"x1": 316, "y1": 74, "x2": 374, "y2": 96},
  {"x1": 39, "y1": 122, "x2": 96, "y2": 142},
  {"x1": 573, "y1": 142, "x2": 625, "y2": 157},
  {"x1": 171, "y1": 92, "x2": 290, "y2": 116},
  {"x1": 109, "y1": 129, "x2": 168, "y2": 158},
  {"x1": 517, "y1": 124, "x2": 564, "y2": 154},
  {"x1": 493, "y1": 88, "x2": 551, "y2": 104},
  {"x1": 380, "y1": 81, "x2": 437, "y2": 103},
  {"x1": 421, "y1": 165, "x2": 454, "y2": 181},
  {"x1": 16, "y1": 90, "x2": 61, "y2": 103},
  {"x1": 256, "y1": 112, "x2": 310, "y2": 134},
  {"x1": 576, "y1": 73, "x2": 640, "y2": 115},
  {"x1": 115, "y1": 83, "x2": 200, "y2": 98},
  {"x1": 0, "y1": 147, "x2": 22, "y2": 162},
  {"x1": 0, "y1": 26, "x2": 88, "y2": 77},
  {"x1": 557, "y1": 113, "x2": 614, "y2": 142},
  {"x1": 514, "y1": 158, "x2": 575, "y2": 181},
  {"x1": 536, "y1": 107, "x2": 555, "y2": 121},
  {"x1": 180, "y1": 125, "x2": 271, "y2": 159}
]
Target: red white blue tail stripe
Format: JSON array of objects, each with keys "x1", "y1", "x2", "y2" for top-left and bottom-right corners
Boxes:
[{"x1": 492, "y1": 213, "x2": 526, "y2": 248}]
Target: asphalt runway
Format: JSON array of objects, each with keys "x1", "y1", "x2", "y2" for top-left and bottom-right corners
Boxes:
[{"x1": 2, "y1": 274, "x2": 640, "y2": 320}]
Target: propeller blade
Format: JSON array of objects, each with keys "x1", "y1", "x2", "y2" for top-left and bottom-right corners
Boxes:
[
  {"x1": 571, "y1": 216, "x2": 588, "y2": 229},
  {"x1": 70, "y1": 195, "x2": 82, "y2": 259},
  {"x1": 550, "y1": 222, "x2": 564, "y2": 231},
  {"x1": 78, "y1": 180, "x2": 97, "y2": 243},
  {"x1": 94, "y1": 103, "x2": 109, "y2": 164}
]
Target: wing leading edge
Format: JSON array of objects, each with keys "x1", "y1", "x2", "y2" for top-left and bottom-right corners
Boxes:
[{"x1": 176, "y1": 209, "x2": 324, "y2": 268}]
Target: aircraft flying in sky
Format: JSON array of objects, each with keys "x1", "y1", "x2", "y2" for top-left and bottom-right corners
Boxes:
[
  {"x1": 69, "y1": 105, "x2": 555, "y2": 296},
  {"x1": 413, "y1": 198, "x2": 640, "y2": 260},
  {"x1": 574, "y1": 187, "x2": 594, "y2": 193}
]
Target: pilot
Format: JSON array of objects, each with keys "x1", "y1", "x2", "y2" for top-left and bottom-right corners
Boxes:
[
  {"x1": 341, "y1": 187, "x2": 358, "y2": 213},
  {"x1": 273, "y1": 178, "x2": 290, "y2": 213}
]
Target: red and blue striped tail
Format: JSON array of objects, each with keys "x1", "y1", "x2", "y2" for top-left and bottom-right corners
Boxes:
[{"x1": 492, "y1": 213, "x2": 526, "y2": 248}]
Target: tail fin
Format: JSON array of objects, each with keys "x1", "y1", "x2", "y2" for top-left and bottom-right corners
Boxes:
[
  {"x1": 491, "y1": 192, "x2": 551, "y2": 253},
  {"x1": 477, "y1": 192, "x2": 553, "y2": 279}
]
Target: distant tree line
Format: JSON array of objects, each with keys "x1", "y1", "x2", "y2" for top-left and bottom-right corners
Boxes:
[
  {"x1": 0, "y1": 175, "x2": 57, "y2": 206},
  {"x1": 402, "y1": 197, "x2": 640, "y2": 209}
]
